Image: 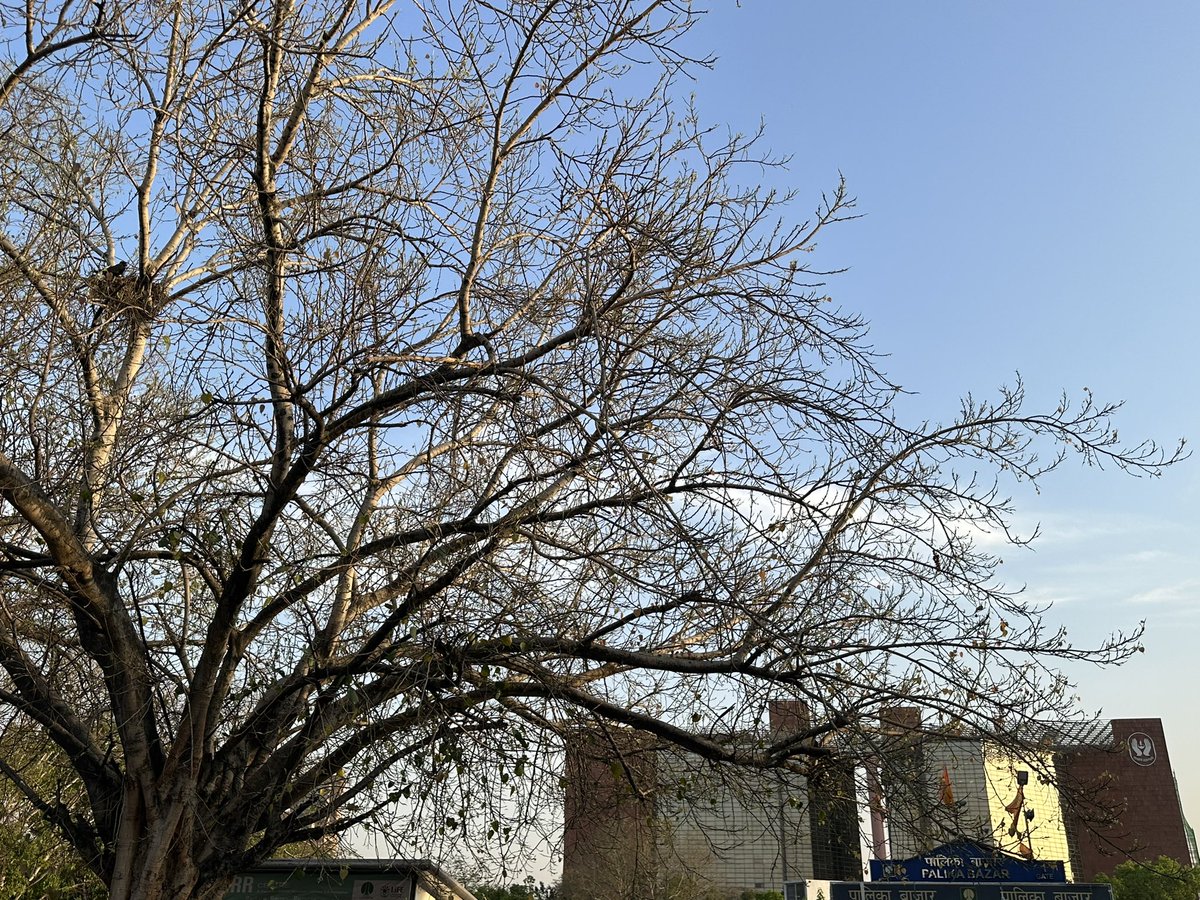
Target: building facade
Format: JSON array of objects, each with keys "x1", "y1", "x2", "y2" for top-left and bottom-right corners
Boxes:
[
  {"x1": 1056, "y1": 717, "x2": 1195, "y2": 880},
  {"x1": 563, "y1": 707, "x2": 1194, "y2": 898},
  {"x1": 874, "y1": 711, "x2": 1194, "y2": 881},
  {"x1": 562, "y1": 702, "x2": 860, "y2": 900},
  {"x1": 877, "y1": 724, "x2": 1074, "y2": 878}
]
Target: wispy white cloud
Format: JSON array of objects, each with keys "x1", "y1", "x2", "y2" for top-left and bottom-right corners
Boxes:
[
  {"x1": 1016, "y1": 584, "x2": 1087, "y2": 606},
  {"x1": 1010, "y1": 510, "x2": 1169, "y2": 548},
  {"x1": 1124, "y1": 549, "x2": 1173, "y2": 564},
  {"x1": 954, "y1": 508, "x2": 1159, "y2": 553},
  {"x1": 1123, "y1": 580, "x2": 1200, "y2": 607}
]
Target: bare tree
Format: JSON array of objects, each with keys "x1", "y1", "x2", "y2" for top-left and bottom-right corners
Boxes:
[{"x1": 0, "y1": 1, "x2": 1182, "y2": 898}]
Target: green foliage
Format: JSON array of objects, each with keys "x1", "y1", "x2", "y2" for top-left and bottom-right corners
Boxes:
[
  {"x1": 0, "y1": 814, "x2": 102, "y2": 899},
  {"x1": 738, "y1": 892, "x2": 784, "y2": 900},
  {"x1": 1097, "y1": 856, "x2": 1200, "y2": 900},
  {"x1": 656, "y1": 871, "x2": 725, "y2": 900},
  {"x1": 471, "y1": 880, "x2": 559, "y2": 900},
  {"x1": 0, "y1": 735, "x2": 103, "y2": 899}
]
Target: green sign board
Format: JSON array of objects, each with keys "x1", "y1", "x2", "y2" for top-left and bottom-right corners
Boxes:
[{"x1": 224, "y1": 870, "x2": 413, "y2": 900}]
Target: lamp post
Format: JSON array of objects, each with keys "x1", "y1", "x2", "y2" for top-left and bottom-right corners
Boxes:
[{"x1": 1012, "y1": 770, "x2": 1036, "y2": 858}]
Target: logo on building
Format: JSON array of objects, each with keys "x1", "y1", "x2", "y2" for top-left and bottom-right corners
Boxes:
[
  {"x1": 1128, "y1": 732, "x2": 1156, "y2": 766},
  {"x1": 355, "y1": 883, "x2": 408, "y2": 898}
]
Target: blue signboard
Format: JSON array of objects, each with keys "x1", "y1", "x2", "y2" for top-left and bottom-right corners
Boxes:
[
  {"x1": 831, "y1": 885, "x2": 1112, "y2": 900},
  {"x1": 869, "y1": 840, "x2": 1066, "y2": 883}
]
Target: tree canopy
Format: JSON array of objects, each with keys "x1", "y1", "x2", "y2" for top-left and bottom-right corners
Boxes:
[
  {"x1": 471, "y1": 880, "x2": 558, "y2": 900},
  {"x1": 0, "y1": 1, "x2": 1182, "y2": 898},
  {"x1": 1098, "y1": 856, "x2": 1200, "y2": 900},
  {"x1": 0, "y1": 722, "x2": 104, "y2": 898}
]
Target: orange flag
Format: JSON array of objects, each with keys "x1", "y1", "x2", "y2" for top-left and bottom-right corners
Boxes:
[
  {"x1": 939, "y1": 765, "x2": 955, "y2": 805},
  {"x1": 1006, "y1": 785, "x2": 1025, "y2": 837}
]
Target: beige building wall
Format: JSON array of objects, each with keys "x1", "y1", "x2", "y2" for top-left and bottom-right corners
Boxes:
[
  {"x1": 884, "y1": 738, "x2": 1072, "y2": 878},
  {"x1": 655, "y1": 755, "x2": 815, "y2": 893},
  {"x1": 886, "y1": 739, "x2": 990, "y2": 858},
  {"x1": 981, "y1": 747, "x2": 1072, "y2": 879}
]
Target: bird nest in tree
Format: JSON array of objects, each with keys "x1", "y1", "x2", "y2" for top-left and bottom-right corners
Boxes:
[{"x1": 86, "y1": 267, "x2": 167, "y2": 319}]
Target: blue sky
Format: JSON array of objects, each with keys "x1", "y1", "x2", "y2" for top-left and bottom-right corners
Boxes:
[{"x1": 679, "y1": 2, "x2": 1200, "y2": 826}]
